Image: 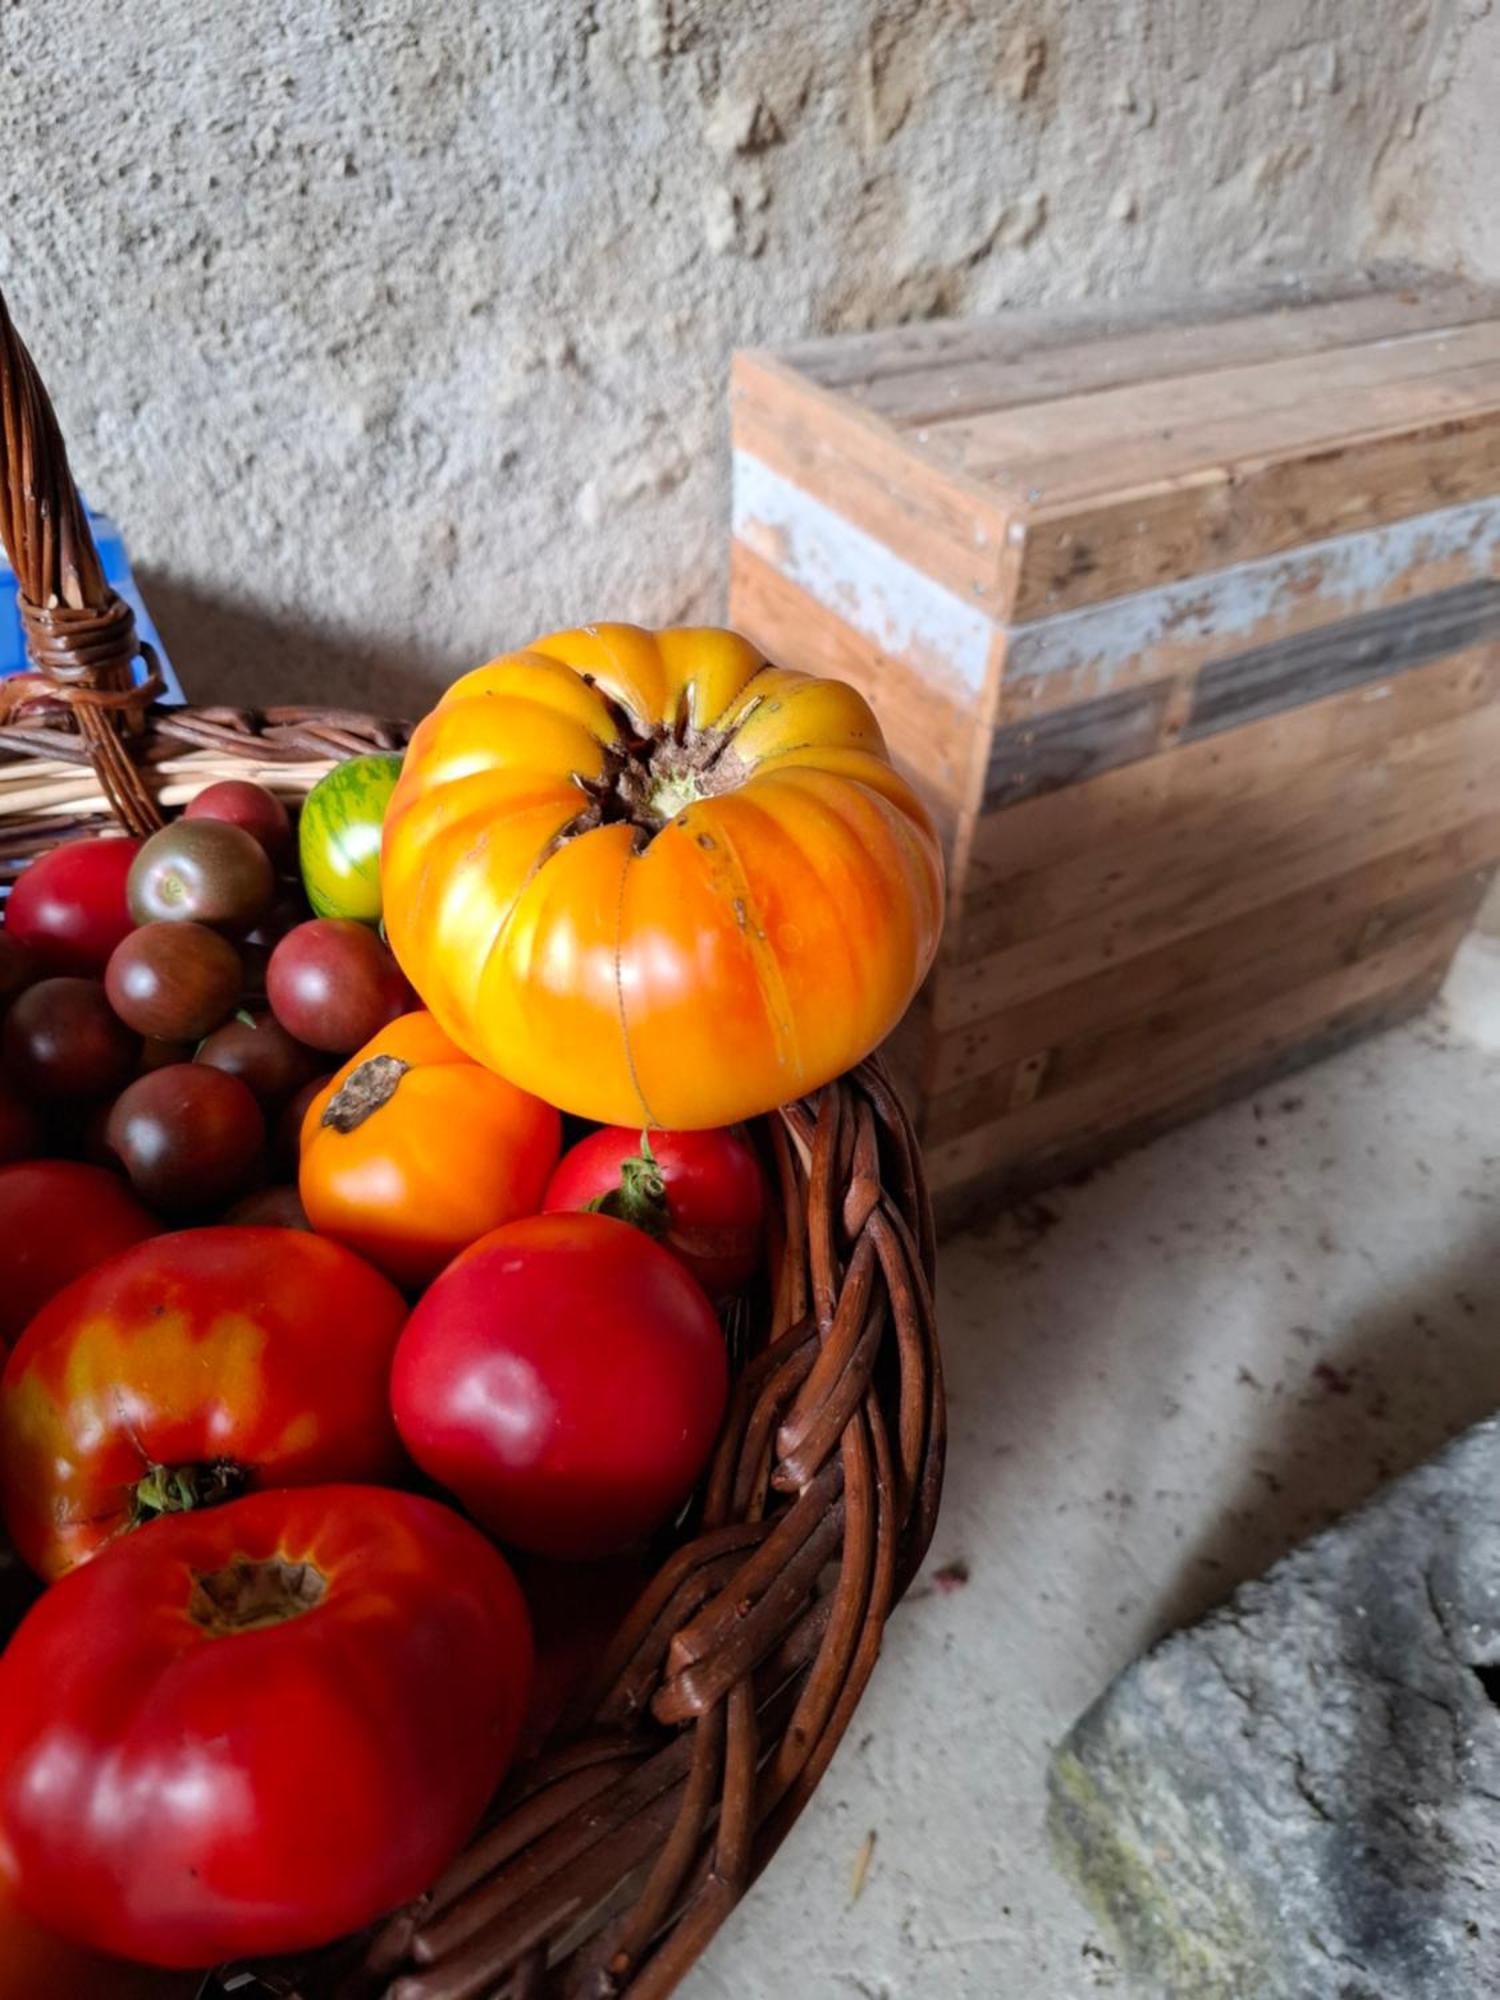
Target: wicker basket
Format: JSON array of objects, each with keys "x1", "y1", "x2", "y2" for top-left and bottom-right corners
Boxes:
[{"x1": 0, "y1": 288, "x2": 945, "y2": 2000}]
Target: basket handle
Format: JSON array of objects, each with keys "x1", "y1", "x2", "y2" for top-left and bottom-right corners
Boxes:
[{"x1": 0, "y1": 285, "x2": 163, "y2": 833}]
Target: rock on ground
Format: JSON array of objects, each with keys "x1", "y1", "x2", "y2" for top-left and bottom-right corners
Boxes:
[{"x1": 1050, "y1": 1415, "x2": 1500, "y2": 1999}]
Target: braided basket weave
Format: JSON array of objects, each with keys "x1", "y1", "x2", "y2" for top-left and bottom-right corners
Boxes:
[{"x1": 0, "y1": 288, "x2": 945, "y2": 2000}]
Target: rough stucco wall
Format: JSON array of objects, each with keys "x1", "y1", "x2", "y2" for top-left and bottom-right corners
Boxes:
[
  {"x1": 0, "y1": 0, "x2": 1456, "y2": 716},
  {"x1": 1372, "y1": 1, "x2": 1499, "y2": 280}
]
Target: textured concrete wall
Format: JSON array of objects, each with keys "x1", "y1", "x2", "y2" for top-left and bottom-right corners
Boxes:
[
  {"x1": 0, "y1": 1, "x2": 1460, "y2": 716},
  {"x1": 1376, "y1": 1, "x2": 1500, "y2": 281}
]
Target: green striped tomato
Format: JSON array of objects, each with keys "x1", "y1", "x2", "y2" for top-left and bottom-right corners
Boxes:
[{"x1": 298, "y1": 753, "x2": 404, "y2": 923}]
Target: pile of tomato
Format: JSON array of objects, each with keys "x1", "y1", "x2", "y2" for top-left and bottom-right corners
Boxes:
[
  {"x1": 0, "y1": 621, "x2": 944, "y2": 1985},
  {"x1": 0, "y1": 758, "x2": 765, "y2": 1980}
]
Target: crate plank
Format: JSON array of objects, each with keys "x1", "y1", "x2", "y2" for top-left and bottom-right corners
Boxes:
[
  {"x1": 968, "y1": 644, "x2": 1500, "y2": 890},
  {"x1": 931, "y1": 818, "x2": 1500, "y2": 1096},
  {"x1": 925, "y1": 914, "x2": 1466, "y2": 1194}
]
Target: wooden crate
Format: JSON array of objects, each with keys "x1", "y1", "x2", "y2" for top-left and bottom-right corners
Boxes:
[{"x1": 728, "y1": 275, "x2": 1500, "y2": 1226}]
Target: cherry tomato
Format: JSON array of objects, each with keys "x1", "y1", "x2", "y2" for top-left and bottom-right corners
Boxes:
[
  {"x1": 0, "y1": 1225, "x2": 409, "y2": 1579},
  {"x1": 299, "y1": 1010, "x2": 561, "y2": 1287},
  {"x1": 0, "y1": 1077, "x2": 41, "y2": 1166},
  {"x1": 297, "y1": 751, "x2": 403, "y2": 922},
  {"x1": 544, "y1": 1125, "x2": 766, "y2": 1297},
  {"x1": 197, "y1": 1010, "x2": 322, "y2": 1104},
  {"x1": 392, "y1": 1212, "x2": 728, "y2": 1559},
  {"x1": 0, "y1": 1870, "x2": 196, "y2": 2000},
  {"x1": 2, "y1": 976, "x2": 140, "y2": 1100},
  {"x1": 223, "y1": 1183, "x2": 311, "y2": 1230},
  {"x1": 0, "y1": 933, "x2": 41, "y2": 1013},
  {"x1": 105, "y1": 919, "x2": 243, "y2": 1039},
  {"x1": 183, "y1": 777, "x2": 294, "y2": 867},
  {"x1": 128, "y1": 818, "x2": 274, "y2": 932},
  {"x1": 0, "y1": 1161, "x2": 159, "y2": 1347},
  {"x1": 267, "y1": 918, "x2": 415, "y2": 1053},
  {"x1": 3, "y1": 838, "x2": 140, "y2": 973},
  {"x1": 0, "y1": 1484, "x2": 531, "y2": 1968},
  {"x1": 105, "y1": 1063, "x2": 266, "y2": 1213}
]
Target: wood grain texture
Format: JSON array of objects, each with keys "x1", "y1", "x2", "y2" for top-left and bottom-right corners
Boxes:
[
  {"x1": 940, "y1": 700, "x2": 1500, "y2": 1025},
  {"x1": 924, "y1": 912, "x2": 1465, "y2": 1195},
  {"x1": 967, "y1": 643, "x2": 1500, "y2": 890},
  {"x1": 780, "y1": 273, "x2": 1499, "y2": 407},
  {"x1": 927, "y1": 963, "x2": 1445, "y2": 1231}
]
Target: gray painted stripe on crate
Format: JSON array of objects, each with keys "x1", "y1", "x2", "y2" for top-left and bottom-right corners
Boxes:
[
  {"x1": 983, "y1": 681, "x2": 1174, "y2": 810},
  {"x1": 731, "y1": 449, "x2": 994, "y2": 698},
  {"x1": 1002, "y1": 494, "x2": 1500, "y2": 695},
  {"x1": 1183, "y1": 578, "x2": 1500, "y2": 741}
]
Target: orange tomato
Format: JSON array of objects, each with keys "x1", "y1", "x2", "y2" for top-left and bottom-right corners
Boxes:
[
  {"x1": 381, "y1": 624, "x2": 945, "y2": 1127},
  {"x1": 0, "y1": 1869, "x2": 197, "y2": 1999},
  {"x1": 300, "y1": 1011, "x2": 561, "y2": 1285}
]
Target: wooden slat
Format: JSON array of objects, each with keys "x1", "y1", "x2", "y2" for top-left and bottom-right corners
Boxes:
[
  {"x1": 930, "y1": 322, "x2": 1500, "y2": 487},
  {"x1": 1008, "y1": 392, "x2": 1500, "y2": 620},
  {"x1": 976, "y1": 583, "x2": 1500, "y2": 816},
  {"x1": 923, "y1": 866, "x2": 1493, "y2": 1145},
  {"x1": 730, "y1": 352, "x2": 1008, "y2": 605},
  {"x1": 933, "y1": 819, "x2": 1500, "y2": 1096},
  {"x1": 938, "y1": 699, "x2": 1500, "y2": 1025},
  {"x1": 848, "y1": 284, "x2": 1500, "y2": 428},
  {"x1": 967, "y1": 644, "x2": 1500, "y2": 889},
  {"x1": 997, "y1": 495, "x2": 1500, "y2": 725},
  {"x1": 924, "y1": 914, "x2": 1464, "y2": 1193},
  {"x1": 727, "y1": 538, "x2": 989, "y2": 830},
  {"x1": 928, "y1": 963, "x2": 1445, "y2": 1228}
]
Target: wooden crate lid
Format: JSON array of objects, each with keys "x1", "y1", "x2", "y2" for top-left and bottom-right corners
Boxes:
[{"x1": 733, "y1": 272, "x2": 1500, "y2": 625}]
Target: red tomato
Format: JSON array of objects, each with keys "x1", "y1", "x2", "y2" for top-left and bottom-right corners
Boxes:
[
  {"x1": 0, "y1": 1077, "x2": 41, "y2": 1168},
  {"x1": 0, "y1": 1484, "x2": 531, "y2": 1969},
  {"x1": 0, "y1": 1161, "x2": 159, "y2": 1347},
  {"x1": 544, "y1": 1125, "x2": 766, "y2": 1297},
  {"x1": 0, "y1": 1872, "x2": 196, "y2": 1999},
  {"x1": 3, "y1": 837, "x2": 141, "y2": 973},
  {"x1": 0, "y1": 1226, "x2": 409, "y2": 1580},
  {"x1": 392, "y1": 1212, "x2": 728, "y2": 1560}
]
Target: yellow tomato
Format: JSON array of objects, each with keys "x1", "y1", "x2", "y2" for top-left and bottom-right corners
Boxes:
[{"x1": 381, "y1": 625, "x2": 944, "y2": 1127}]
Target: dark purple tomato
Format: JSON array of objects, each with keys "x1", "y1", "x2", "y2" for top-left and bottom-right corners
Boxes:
[
  {"x1": 2, "y1": 979, "x2": 140, "y2": 1102},
  {"x1": 104, "y1": 923, "x2": 243, "y2": 1042},
  {"x1": 223, "y1": 1184, "x2": 312, "y2": 1230},
  {"x1": 196, "y1": 1013, "x2": 321, "y2": 1105},
  {"x1": 0, "y1": 935, "x2": 42, "y2": 1015},
  {"x1": 4, "y1": 840, "x2": 141, "y2": 974},
  {"x1": 127, "y1": 821, "x2": 274, "y2": 933},
  {"x1": 266, "y1": 920, "x2": 415, "y2": 1055},
  {"x1": 0, "y1": 1078, "x2": 41, "y2": 1167},
  {"x1": 183, "y1": 780, "x2": 294, "y2": 869},
  {"x1": 104, "y1": 1065, "x2": 265, "y2": 1214}
]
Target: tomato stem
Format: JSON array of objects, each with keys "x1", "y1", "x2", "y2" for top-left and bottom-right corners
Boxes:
[
  {"x1": 585, "y1": 1133, "x2": 671, "y2": 1240},
  {"x1": 322, "y1": 1053, "x2": 410, "y2": 1133},
  {"x1": 131, "y1": 1459, "x2": 251, "y2": 1528},
  {"x1": 187, "y1": 1555, "x2": 327, "y2": 1637}
]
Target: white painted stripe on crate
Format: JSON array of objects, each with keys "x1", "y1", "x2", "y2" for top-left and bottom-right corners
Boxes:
[
  {"x1": 1004, "y1": 493, "x2": 1500, "y2": 691},
  {"x1": 731, "y1": 449, "x2": 994, "y2": 697}
]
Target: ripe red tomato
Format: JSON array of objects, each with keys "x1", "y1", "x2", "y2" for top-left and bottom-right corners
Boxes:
[
  {"x1": 0, "y1": 1872, "x2": 196, "y2": 1999},
  {"x1": 392, "y1": 1212, "x2": 728, "y2": 1560},
  {"x1": 544, "y1": 1125, "x2": 766, "y2": 1297},
  {"x1": 3, "y1": 837, "x2": 141, "y2": 973},
  {"x1": 0, "y1": 1161, "x2": 159, "y2": 1347},
  {"x1": 0, "y1": 1077, "x2": 41, "y2": 1168},
  {"x1": 0, "y1": 1484, "x2": 531, "y2": 1969},
  {"x1": 0, "y1": 1226, "x2": 409, "y2": 1579}
]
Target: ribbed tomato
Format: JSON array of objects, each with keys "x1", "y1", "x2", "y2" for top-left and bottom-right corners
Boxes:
[
  {"x1": 0, "y1": 1485, "x2": 531, "y2": 1969},
  {"x1": 0, "y1": 1874, "x2": 195, "y2": 1999},
  {"x1": 0, "y1": 1226, "x2": 409, "y2": 1579},
  {"x1": 299, "y1": 1009, "x2": 560, "y2": 1286},
  {"x1": 381, "y1": 625, "x2": 944, "y2": 1127}
]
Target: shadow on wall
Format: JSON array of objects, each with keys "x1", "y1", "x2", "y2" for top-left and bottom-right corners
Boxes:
[{"x1": 137, "y1": 569, "x2": 455, "y2": 722}]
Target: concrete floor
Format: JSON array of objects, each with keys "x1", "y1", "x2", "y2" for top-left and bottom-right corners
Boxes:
[{"x1": 685, "y1": 933, "x2": 1500, "y2": 2000}]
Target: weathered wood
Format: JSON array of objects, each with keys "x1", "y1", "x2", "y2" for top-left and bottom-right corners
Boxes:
[{"x1": 731, "y1": 278, "x2": 1500, "y2": 1217}]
